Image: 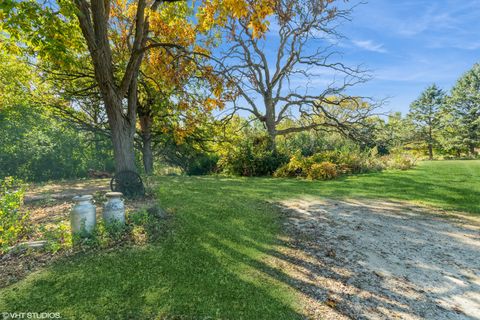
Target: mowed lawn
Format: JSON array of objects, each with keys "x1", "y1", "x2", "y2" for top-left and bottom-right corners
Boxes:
[{"x1": 0, "y1": 160, "x2": 478, "y2": 319}]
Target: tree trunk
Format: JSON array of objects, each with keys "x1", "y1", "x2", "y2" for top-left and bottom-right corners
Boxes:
[
  {"x1": 108, "y1": 111, "x2": 137, "y2": 173},
  {"x1": 267, "y1": 131, "x2": 276, "y2": 151},
  {"x1": 142, "y1": 138, "x2": 153, "y2": 175},
  {"x1": 265, "y1": 122, "x2": 277, "y2": 151},
  {"x1": 469, "y1": 144, "x2": 476, "y2": 156},
  {"x1": 75, "y1": 44, "x2": 139, "y2": 173},
  {"x1": 265, "y1": 100, "x2": 277, "y2": 151},
  {"x1": 139, "y1": 113, "x2": 154, "y2": 175},
  {"x1": 101, "y1": 82, "x2": 138, "y2": 173},
  {"x1": 111, "y1": 128, "x2": 137, "y2": 173},
  {"x1": 427, "y1": 126, "x2": 434, "y2": 160},
  {"x1": 73, "y1": 0, "x2": 147, "y2": 174},
  {"x1": 428, "y1": 144, "x2": 433, "y2": 160}
]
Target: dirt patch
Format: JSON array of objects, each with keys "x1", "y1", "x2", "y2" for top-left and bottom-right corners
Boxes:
[
  {"x1": 24, "y1": 178, "x2": 111, "y2": 203},
  {"x1": 277, "y1": 198, "x2": 480, "y2": 320}
]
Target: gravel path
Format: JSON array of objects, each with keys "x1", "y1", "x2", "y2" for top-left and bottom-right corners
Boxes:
[{"x1": 278, "y1": 198, "x2": 480, "y2": 320}]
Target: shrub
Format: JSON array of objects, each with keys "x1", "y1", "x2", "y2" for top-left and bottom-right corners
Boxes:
[
  {"x1": 158, "y1": 135, "x2": 219, "y2": 176},
  {"x1": 0, "y1": 177, "x2": 29, "y2": 252},
  {"x1": 381, "y1": 153, "x2": 417, "y2": 170},
  {"x1": 306, "y1": 148, "x2": 384, "y2": 174},
  {"x1": 0, "y1": 105, "x2": 115, "y2": 182},
  {"x1": 307, "y1": 162, "x2": 339, "y2": 180},
  {"x1": 275, "y1": 147, "x2": 413, "y2": 180},
  {"x1": 332, "y1": 147, "x2": 384, "y2": 173},
  {"x1": 221, "y1": 136, "x2": 288, "y2": 176},
  {"x1": 273, "y1": 152, "x2": 311, "y2": 178},
  {"x1": 274, "y1": 154, "x2": 341, "y2": 180},
  {"x1": 334, "y1": 151, "x2": 366, "y2": 173},
  {"x1": 361, "y1": 150, "x2": 386, "y2": 173},
  {"x1": 185, "y1": 154, "x2": 219, "y2": 176}
]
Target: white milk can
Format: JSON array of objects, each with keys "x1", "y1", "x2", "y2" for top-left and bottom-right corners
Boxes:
[
  {"x1": 103, "y1": 192, "x2": 125, "y2": 226},
  {"x1": 71, "y1": 195, "x2": 96, "y2": 237}
]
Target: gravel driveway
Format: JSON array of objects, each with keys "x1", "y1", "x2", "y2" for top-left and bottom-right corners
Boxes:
[{"x1": 277, "y1": 198, "x2": 480, "y2": 320}]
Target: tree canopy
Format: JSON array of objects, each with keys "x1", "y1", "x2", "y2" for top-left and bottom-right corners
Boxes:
[
  {"x1": 446, "y1": 63, "x2": 480, "y2": 155},
  {"x1": 408, "y1": 84, "x2": 445, "y2": 159},
  {"x1": 1, "y1": 0, "x2": 277, "y2": 173}
]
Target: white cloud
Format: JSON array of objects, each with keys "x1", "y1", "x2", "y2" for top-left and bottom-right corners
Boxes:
[
  {"x1": 374, "y1": 58, "x2": 468, "y2": 83},
  {"x1": 427, "y1": 38, "x2": 480, "y2": 51},
  {"x1": 394, "y1": 10, "x2": 456, "y2": 37},
  {"x1": 352, "y1": 40, "x2": 387, "y2": 53}
]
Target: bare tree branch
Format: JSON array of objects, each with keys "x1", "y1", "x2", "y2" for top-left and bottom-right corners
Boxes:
[{"x1": 218, "y1": 0, "x2": 377, "y2": 149}]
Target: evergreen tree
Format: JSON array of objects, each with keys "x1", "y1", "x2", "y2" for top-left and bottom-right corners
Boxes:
[
  {"x1": 408, "y1": 84, "x2": 445, "y2": 160},
  {"x1": 446, "y1": 64, "x2": 480, "y2": 155}
]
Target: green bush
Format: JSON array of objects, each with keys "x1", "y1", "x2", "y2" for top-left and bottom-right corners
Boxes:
[
  {"x1": 186, "y1": 154, "x2": 219, "y2": 176},
  {"x1": 275, "y1": 154, "x2": 340, "y2": 180},
  {"x1": 0, "y1": 177, "x2": 29, "y2": 252},
  {"x1": 158, "y1": 135, "x2": 219, "y2": 176},
  {"x1": 220, "y1": 136, "x2": 288, "y2": 176},
  {"x1": 311, "y1": 148, "x2": 384, "y2": 174},
  {"x1": 0, "y1": 104, "x2": 115, "y2": 182}
]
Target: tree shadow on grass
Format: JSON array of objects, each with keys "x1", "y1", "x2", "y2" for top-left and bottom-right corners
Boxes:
[
  {"x1": 2, "y1": 167, "x2": 478, "y2": 319},
  {"x1": 0, "y1": 242, "x2": 305, "y2": 319},
  {"x1": 154, "y1": 175, "x2": 480, "y2": 318},
  {"x1": 0, "y1": 194, "x2": 305, "y2": 319}
]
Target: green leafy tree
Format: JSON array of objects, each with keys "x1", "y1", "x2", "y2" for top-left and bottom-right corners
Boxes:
[
  {"x1": 446, "y1": 63, "x2": 480, "y2": 155},
  {"x1": 0, "y1": 51, "x2": 114, "y2": 181},
  {"x1": 373, "y1": 113, "x2": 414, "y2": 154},
  {"x1": 408, "y1": 84, "x2": 445, "y2": 160},
  {"x1": 437, "y1": 111, "x2": 466, "y2": 157},
  {"x1": 2, "y1": 0, "x2": 276, "y2": 174}
]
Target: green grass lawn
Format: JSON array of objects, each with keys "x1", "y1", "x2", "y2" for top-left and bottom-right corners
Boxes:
[
  {"x1": 0, "y1": 160, "x2": 478, "y2": 319},
  {"x1": 234, "y1": 159, "x2": 479, "y2": 214}
]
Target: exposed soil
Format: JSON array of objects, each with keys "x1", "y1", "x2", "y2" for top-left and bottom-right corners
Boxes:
[
  {"x1": 277, "y1": 198, "x2": 480, "y2": 320},
  {"x1": 24, "y1": 178, "x2": 111, "y2": 203}
]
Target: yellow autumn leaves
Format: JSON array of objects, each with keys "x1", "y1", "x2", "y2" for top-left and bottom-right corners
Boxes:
[
  {"x1": 106, "y1": 0, "x2": 273, "y2": 144},
  {"x1": 197, "y1": 0, "x2": 275, "y2": 38}
]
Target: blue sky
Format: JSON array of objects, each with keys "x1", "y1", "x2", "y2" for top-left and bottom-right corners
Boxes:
[{"x1": 336, "y1": 0, "x2": 480, "y2": 114}]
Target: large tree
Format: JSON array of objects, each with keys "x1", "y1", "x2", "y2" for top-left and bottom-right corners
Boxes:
[
  {"x1": 2, "y1": 0, "x2": 274, "y2": 172},
  {"x1": 219, "y1": 0, "x2": 374, "y2": 150},
  {"x1": 111, "y1": 0, "x2": 228, "y2": 174},
  {"x1": 70, "y1": 0, "x2": 181, "y2": 173},
  {"x1": 446, "y1": 63, "x2": 480, "y2": 155},
  {"x1": 2, "y1": 0, "x2": 175, "y2": 172},
  {"x1": 408, "y1": 84, "x2": 445, "y2": 160}
]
